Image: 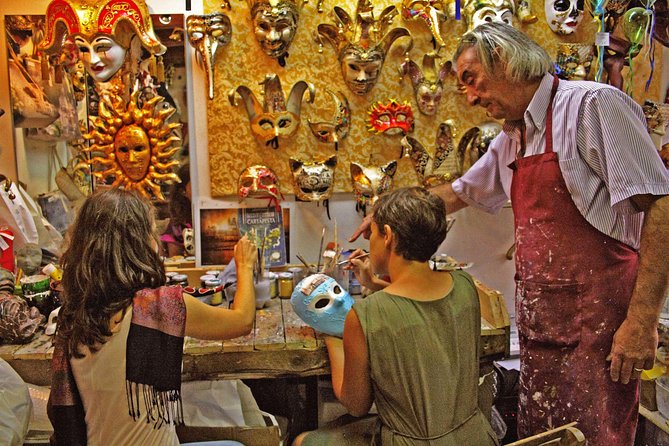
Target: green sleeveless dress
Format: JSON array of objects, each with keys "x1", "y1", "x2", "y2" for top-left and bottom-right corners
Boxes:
[{"x1": 303, "y1": 270, "x2": 499, "y2": 445}]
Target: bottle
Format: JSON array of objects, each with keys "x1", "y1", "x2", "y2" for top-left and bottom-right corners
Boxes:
[
  {"x1": 42, "y1": 263, "x2": 63, "y2": 281},
  {"x1": 278, "y1": 272, "x2": 294, "y2": 299}
]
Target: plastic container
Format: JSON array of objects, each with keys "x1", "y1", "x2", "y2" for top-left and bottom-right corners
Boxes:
[{"x1": 656, "y1": 375, "x2": 669, "y2": 419}]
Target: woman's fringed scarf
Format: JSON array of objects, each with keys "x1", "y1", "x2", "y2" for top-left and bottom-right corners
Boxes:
[{"x1": 47, "y1": 286, "x2": 186, "y2": 445}]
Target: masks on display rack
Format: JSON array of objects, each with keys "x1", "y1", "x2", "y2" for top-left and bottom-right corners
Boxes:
[
  {"x1": 40, "y1": 0, "x2": 166, "y2": 83},
  {"x1": 308, "y1": 90, "x2": 351, "y2": 151},
  {"x1": 400, "y1": 53, "x2": 452, "y2": 116},
  {"x1": 186, "y1": 13, "x2": 232, "y2": 100},
  {"x1": 368, "y1": 99, "x2": 414, "y2": 135},
  {"x1": 350, "y1": 160, "x2": 398, "y2": 214},
  {"x1": 555, "y1": 43, "x2": 594, "y2": 81},
  {"x1": 642, "y1": 100, "x2": 669, "y2": 136},
  {"x1": 289, "y1": 155, "x2": 337, "y2": 202},
  {"x1": 544, "y1": 0, "x2": 584, "y2": 35},
  {"x1": 290, "y1": 273, "x2": 354, "y2": 338},
  {"x1": 238, "y1": 165, "x2": 283, "y2": 207},
  {"x1": 79, "y1": 89, "x2": 181, "y2": 200},
  {"x1": 401, "y1": 0, "x2": 448, "y2": 49},
  {"x1": 248, "y1": 0, "x2": 303, "y2": 66},
  {"x1": 462, "y1": 0, "x2": 515, "y2": 30},
  {"x1": 229, "y1": 74, "x2": 315, "y2": 149},
  {"x1": 316, "y1": 0, "x2": 412, "y2": 96},
  {"x1": 457, "y1": 121, "x2": 501, "y2": 176},
  {"x1": 400, "y1": 120, "x2": 456, "y2": 187}
]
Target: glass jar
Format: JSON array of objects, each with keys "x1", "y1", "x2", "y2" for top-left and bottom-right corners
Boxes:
[{"x1": 278, "y1": 272, "x2": 294, "y2": 299}]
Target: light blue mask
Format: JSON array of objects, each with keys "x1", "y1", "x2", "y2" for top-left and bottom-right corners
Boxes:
[{"x1": 290, "y1": 273, "x2": 353, "y2": 337}]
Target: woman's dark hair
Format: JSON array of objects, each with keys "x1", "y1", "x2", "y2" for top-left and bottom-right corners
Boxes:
[
  {"x1": 58, "y1": 188, "x2": 166, "y2": 358},
  {"x1": 372, "y1": 187, "x2": 448, "y2": 262},
  {"x1": 168, "y1": 163, "x2": 192, "y2": 227}
]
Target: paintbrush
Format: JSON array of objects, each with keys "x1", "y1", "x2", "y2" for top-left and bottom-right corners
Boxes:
[
  {"x1": 316, "y1": 227, "x2": 325, "y2": 272},
  {"x1": 336, "y1": 252, "x2": 370, "y2": 266}
]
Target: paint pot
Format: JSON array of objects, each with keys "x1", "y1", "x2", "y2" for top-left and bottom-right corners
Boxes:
[
  {"x1": 278, "y1": 272, "x2": 294, "y2": 299},
  {"x1": 268, "y1": 272, "x2": 278, "y2": 298},
  {"x1": 172, "y1": 274, "x2": 189, "y2": 287},
  {"x1": 200, "y1": 274, "x2": 216, "y2": 287},
  {"x1": 205, "y1": 278, "x2": 223, "y2": 306},
  {"x1": 20, "y1": 274, "x2": 50, "y2": 295}
]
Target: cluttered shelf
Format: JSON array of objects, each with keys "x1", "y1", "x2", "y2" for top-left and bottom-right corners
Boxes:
[{"x1": 0, "y1": 273, "x2": 510, "y2": 386}]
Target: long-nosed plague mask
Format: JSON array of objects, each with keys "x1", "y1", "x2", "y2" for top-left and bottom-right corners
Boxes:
[
  {"x1": 186, "y1": 13, "x2": 232, "y2": 100},
  {"x1": 401, "y1": 0, "x2": 448, "y2": 49},
  {"x1": 247, "y1": 0, "x2": 304, "y2": 66},
  {"x1": 308, "y1": 90, "x2": 351, "y2": 151},
  {"x1": 463, "y1": 0, "x2": 515, "y2": 30},
  {"x1": 229, "y1": 74, "x2": 315, "y2": 149},
  {"x1": 289, "y1": 155, "x2": 337, "y2": 202},
  {"x1": 316, "y1": 0, "x2": 412, "y2": 96},
  {"x1": 401, "y1": 120, "x2": 457, "y2": 187},
  {"x1": 400, "y1": 53, "x2": 452, "y2": 116}
]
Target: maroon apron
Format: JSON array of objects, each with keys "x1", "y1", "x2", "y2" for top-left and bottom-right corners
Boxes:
[{"x1": 509, "y1": 76, "x2": 639, "y2": 446}]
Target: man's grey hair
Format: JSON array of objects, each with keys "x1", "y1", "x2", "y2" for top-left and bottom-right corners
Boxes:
[{"x1": 453, "y1": 22, "x2": 554, "y2": 83}]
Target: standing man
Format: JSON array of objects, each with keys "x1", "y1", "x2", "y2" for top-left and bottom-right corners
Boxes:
[{"x1": 351, "y1": 22, "x2": 669, "y2": 445}]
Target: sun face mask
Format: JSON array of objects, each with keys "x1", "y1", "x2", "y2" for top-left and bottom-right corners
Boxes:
[
  {"x1": 368, "y1": 99, "x2": 414, "y2": 135},
  {"x1": 229, "y1": 74, "x2": 315, "y2": 149},
  {"x1": 350, "y1": 160, "x2": 398, "y2": 214},
  {"x1": 545, "y1": 0, "x2": 584, "y2": 35},
  {"x1": 238, "y1": 165, "x2": 283, "y2": 207},
  {"x1": 186, "y1": 13, "x2": 232, "y2": 100},
  {"x1": 317, "y1": 0, "x2": 412, "y2": 96},
  {"x1": 290, "y1": 273, "x2": 354, "y2": 337},
  {"x1": 555, "y1": 43, "x2": 594, "y2": 81},
  {"x1": 400, "y1": 53, "x2": 452, "y2": 116},
  {"x1": 289, "y1": 155, "x2": 337, "y2": 202},
  {"x1": 401, "y1": 120, "x2": 456, "y2": 187},
  {"x1": 249, "y1": 0, "x2": 300, "y2": 66},
  {"x1": 308, "y1": 90, "x2": 351, "y2": 150},
  {"x1": 463, "y1": 0, "x2": 515, "y2": 30}
]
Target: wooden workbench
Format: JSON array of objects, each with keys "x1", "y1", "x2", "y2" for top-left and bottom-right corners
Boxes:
[{"x1": 0, "y1": 278, "x2": 510, "y2": 386}]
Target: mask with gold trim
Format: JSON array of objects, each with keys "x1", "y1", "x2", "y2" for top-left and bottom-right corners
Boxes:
[
  {"x1": 316, "y1": 0, "x2": 412, "y2": 96},
  {"x1": 401, "y1": 120, "x2": 456, "y2": 187},
  {"x1": 308, "y1": 90, "x2": 350, "y2": 151},
  {"x1": 350, "y1": 160, "x2": 397, "y2": 214},
  {"x1": 238, "y1": 165, "x2": 283, "y2": 207},
  {"x1": 289, "y1": 155, "x2": 337, "y2": 202},
  {"x1": 457, "y1": 121, "x2": 501, "y2": 176},
  {"x1": 463, "y1": 0, "x2": 515, "y2": 30},
  {"x1": 79, "y1": 88, "x2": 181, "y2": 200},
  {"x1": 229, "y1": 74, "x2": 315, "y2": 149},
  {"x1": 555, "y1": 43, "x2": 593, "y2": 81},
  {"x1": 368, "y1": 99, "x2": 414, "y2": 135},
  {"x1": 545, "y1": 0, "x2": 584, "y2": 35},
  {"x1": 400, "y1": 53, "x2": 452, "y2": 116},
  {"x1": 401, "y1": 0, "x2": 448, "y2": 49},
  {"x1": 186, "y1": 13, "x2": 232, "y2": 100},
  {"x1": 642, "y1": 100, "x2": 669, "y2": 136},
  {"x1": 248, "y1": 0, "x2": 303, "y2": 66}
]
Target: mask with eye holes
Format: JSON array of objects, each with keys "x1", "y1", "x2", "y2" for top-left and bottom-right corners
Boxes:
[{"x1": 290, "y1": 273, "x2": 354, "y2": 337}]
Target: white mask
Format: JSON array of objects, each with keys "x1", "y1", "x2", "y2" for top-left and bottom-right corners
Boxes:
[
  {"x1": 74, "y1": 35, "x2": 127, "y2": 83},
  {"x1": 545, "y1": 0, "x2": 584, "y2": 35}
]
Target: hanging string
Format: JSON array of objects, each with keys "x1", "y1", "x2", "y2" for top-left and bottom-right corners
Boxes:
[
  {"x1": 592, "y1": 0, "x2": 608, "y2": 83},
  {"x1": 644, "y1": 0, "x2": 656, "y2": 91}
]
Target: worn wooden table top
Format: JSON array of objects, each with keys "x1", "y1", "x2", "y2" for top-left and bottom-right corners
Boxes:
[{"x1": 1, "y1": 281, "x2": 510, "y2": 386}]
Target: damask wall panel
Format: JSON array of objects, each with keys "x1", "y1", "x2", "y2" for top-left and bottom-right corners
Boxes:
[{"x1": 203, "y1": 0, "x2": 661, "y2": 197}]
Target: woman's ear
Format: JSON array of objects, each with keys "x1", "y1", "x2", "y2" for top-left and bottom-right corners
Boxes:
[{"x1": 383, "y1": 224, "x2": 394, "y2": 250}]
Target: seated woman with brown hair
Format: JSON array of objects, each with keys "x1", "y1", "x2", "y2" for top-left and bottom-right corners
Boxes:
[{"x1": 48, "y1": 188, "x2": 256, "y2": 446}]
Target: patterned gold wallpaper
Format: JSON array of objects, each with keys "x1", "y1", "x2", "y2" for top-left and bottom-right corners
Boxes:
[{"x1": 203, "y1": 0, "x2": 662, "y2": 196}]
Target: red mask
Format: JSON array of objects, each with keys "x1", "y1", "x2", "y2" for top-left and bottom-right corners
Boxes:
[{"x1": 368, "y1": 99, "x2": 414, "y2": 135}]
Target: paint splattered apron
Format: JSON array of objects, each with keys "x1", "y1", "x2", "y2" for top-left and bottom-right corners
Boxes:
[{"x1": 509, "y1": 76, "x2": 639, "y2": 446}]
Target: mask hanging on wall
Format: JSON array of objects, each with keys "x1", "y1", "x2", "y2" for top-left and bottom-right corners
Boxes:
[
  {"x1": 290, "y1": 273, "x2": 354, "y2": 337},
  {"x1": 40, "y1": 0, "x2": 166, "y2": 83},
  {"x1": 555, "y1": 43, "x2": 594, "y2": 81},
  {"x1": 79, "y1": 89, "x2": 181, "y2": 200},
  {"x1": 462, "y1": 0, "x2": 515, "y2": 31},
  {"x1": 368, "y1": 99, "x2": 414, "y2": 135},
  {"x1": 316, "y1": 0, "x2": 412, "y2": 96},
  {"x1": 545, "y1": 0, "x2": 584, "y2": 35},
  {"x1": 642, "y1": 100, "x2": 669, "y2": 136},
  {"x1": 186, "y1": 13, "x2": 232, "y2": 100},
  {"x1": 229, "y1": 74, "x2": 315, "y2": 149},
  {"x1": 350, "y1": 159, "x2": 398, "y2": 214},
  {"x1": 401, "y1": 120, "x2": 456, "y2": 187},
  {"x1": 456, "y1": 121, "x2": 501, "y2": 176},
  {"x1": 238, "y1": 165, "x2": 283, "y2": 208},
  {"x1": 400, "y1": 52, "x2": 452, "y2": 116},
  {"x1": 248, "y1": 0, "x2": 303, "y2": 66},
  {"x1": 401, "y1": 0, "x2": 448, "y2": 49},
  {"x1": 307, "y1": 90, "x2": 351, "y2": 151},
  {"x1": 289, "y1": 155, "x2": 337, "y2": 202}
]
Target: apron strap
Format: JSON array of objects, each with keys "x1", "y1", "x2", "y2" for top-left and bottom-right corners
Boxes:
[{"x1": 545, "y1": 75, "x2": 559, "y2": 154}]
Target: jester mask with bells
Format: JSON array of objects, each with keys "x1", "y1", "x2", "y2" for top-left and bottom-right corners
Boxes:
[
  {"x1": 462, "y1": 0, "x2": 515, "y2": 30},
  {"x1": 401, "y1": 0, "x2": 448, "y2": 49},
  {"x1": 308, "y1": 90, "x2": 351, "y2": 151},
  {"x1": 229, "y1": 74, "x2": 315, "y2": 149},
  {"x1": 555, "y1": 43, "x2": 594, "y2": 81},
  {"x1": 368, "y1": 99, "x2": 414, "y2": 135},
  {"x1": 247, "y1": 0, "x2": 303, "y2": 66},
  {"x1": 80, "y1": 89, "x2": 181, "y2": 200},
  {"x1": 291, "y1": 273, "x2": 354, "y2": 337},
  {"x1": 642, "y1": 100, "x2": 669, "y2": 136},
  {"x1": 456, "y1": 121, "x2": 501, "y2": 176},
  {"x1": 400, "y1": 53, "x2": 452, "y2": 116},
  {"x1": 186, "y1": 13, "x2": 232, "y2": 100},
  {"x1": 238, "y1": 165, "x2": 283, "y2": 207},
  {"x1": 289, "y1": 155, "x2": 337, "y2": 202},
  {"x1": 350, "y1": 160, "x2": 398, "y2": 214},
  {"x1": 316, "y1": 0, "x2": 412, "y2": 96},
  {"x1": 401, "y1": 121, "x2": 457, "y2": 187},
  {"x1": 39, "y1": 0, "x2": 166, "y2": 83},
  {"x1": 545, "y1": 0, "x2": 584, "y2": 35}
]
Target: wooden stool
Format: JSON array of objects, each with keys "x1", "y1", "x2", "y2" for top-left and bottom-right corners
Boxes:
[{"x1": 505, "y1": 422, "x2": 586, "y2": 446}]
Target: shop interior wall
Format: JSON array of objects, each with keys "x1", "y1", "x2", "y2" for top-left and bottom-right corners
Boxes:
[{"x1": 0, "y1": 0, "x2": 667, "y2": 318}]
